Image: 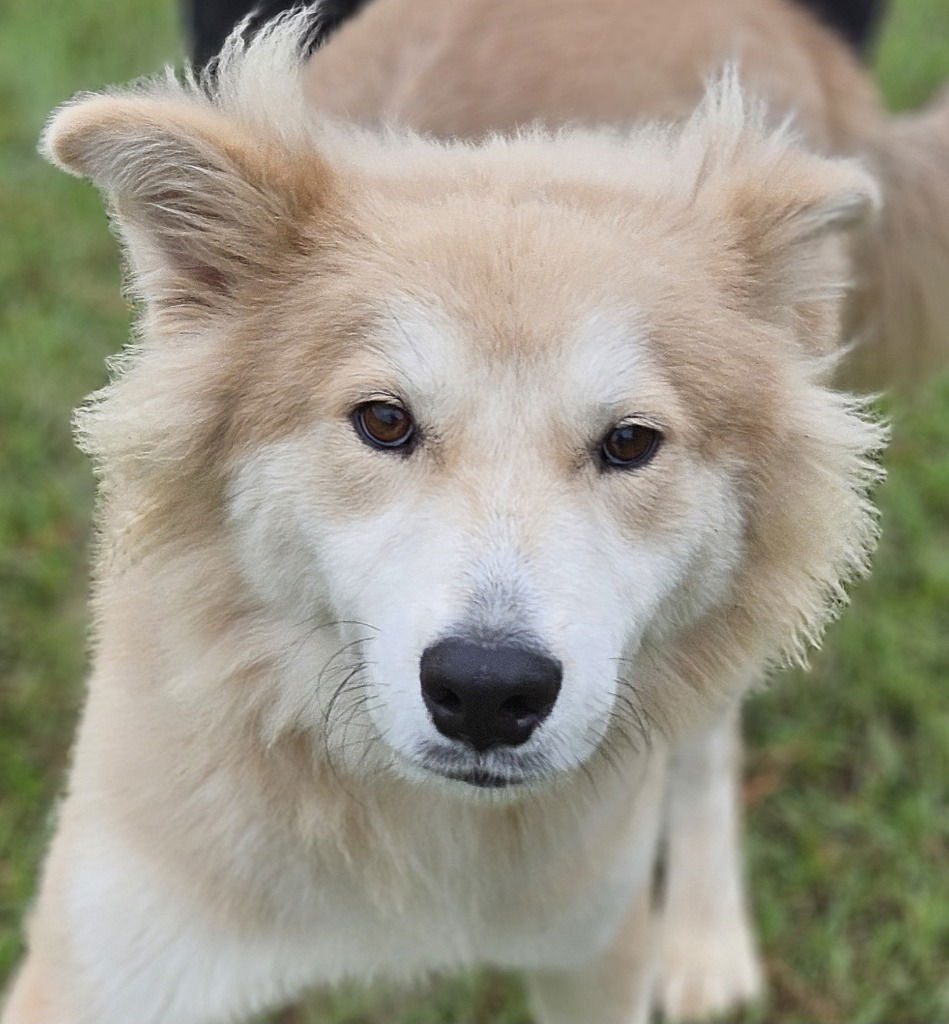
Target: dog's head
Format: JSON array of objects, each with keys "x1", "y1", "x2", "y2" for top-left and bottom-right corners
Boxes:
[{"x1": 43, "y1": 22, "x2": 884, "y2": 794}]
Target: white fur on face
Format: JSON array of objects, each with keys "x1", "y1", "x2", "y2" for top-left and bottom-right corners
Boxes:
[{"x1": 227, "y1": 300, "x2": 745, "y2": 790}]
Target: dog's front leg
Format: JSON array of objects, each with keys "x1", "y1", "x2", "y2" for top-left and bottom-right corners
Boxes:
[
  {"x1": 657, "y1": 706, "x2": 763, "y2": 1021},
  {"x1": 2, "y1": 815, "x2": 319, "y2": 1024},
  {"x1": 524, "y1": 888, "x2": 655, "y2": 1024}
]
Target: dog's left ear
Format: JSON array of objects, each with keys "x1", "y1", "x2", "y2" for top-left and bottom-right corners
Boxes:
[
  {"x1": 41, "y1": 93, "x2": 332, "y2": 320},
  {"x1": 686, "y1": 74, "x2": 880, "y2": 343},
  {"x1": 720, "y1": 150, "x2": 878, "y2": 314}
]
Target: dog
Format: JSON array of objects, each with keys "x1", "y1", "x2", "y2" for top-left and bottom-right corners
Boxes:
[{"x1": 5, "y1": 1, "x2": 948, "y2": 1021}]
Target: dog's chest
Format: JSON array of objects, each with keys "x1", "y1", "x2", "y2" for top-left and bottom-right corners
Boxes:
[
  {"x1": 279, "y1": 772, "x2": 666, "y2": 979},
  {"x1": 284, "y1": 846, "x2": 645, "y2": 980}
]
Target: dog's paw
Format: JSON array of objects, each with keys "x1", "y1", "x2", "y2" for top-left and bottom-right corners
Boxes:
[{"x1": 657, "y1": 913, "x2": 763, "y2": 1022}]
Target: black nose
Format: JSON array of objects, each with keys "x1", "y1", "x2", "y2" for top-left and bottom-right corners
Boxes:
[{"x1": 420, "y1": 639, "x2": 562, "y2": 752}]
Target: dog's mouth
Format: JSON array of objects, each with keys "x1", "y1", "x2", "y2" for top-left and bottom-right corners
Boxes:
[
  {"x1": 436, "y1": 768, "x2": 520, "y2": 789},
  {"x1": 412, "y1": 743, "x2": 550, "y2": 791}
]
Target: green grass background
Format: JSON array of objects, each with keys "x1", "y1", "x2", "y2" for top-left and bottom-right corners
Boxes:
[{"x1": 1, "y1": 1, "x2": 947, "y2": 1021}]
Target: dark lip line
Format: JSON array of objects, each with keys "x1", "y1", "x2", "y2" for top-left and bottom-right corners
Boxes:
[{"x1": 434, "y1": 768, "x2": 525, "y2": 789}]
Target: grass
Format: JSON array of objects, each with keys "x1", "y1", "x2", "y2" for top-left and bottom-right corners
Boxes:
[{"x1": 1, "y1": 1, "x2": 947, "y2": 1021}]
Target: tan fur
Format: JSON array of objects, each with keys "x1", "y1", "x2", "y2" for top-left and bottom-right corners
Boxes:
[
  {"x1": 305, "y1": 0, "x2": 949, "y2": 388},
  {"x1": 847, "y1": 87, "x2": 949, "y2": 386},
  {"x1": 303, "y1": 0, "x2": 881, "y2": 147},
  {"x1": 6, "y1": 3, "x2": 937, "y2": 1023}
]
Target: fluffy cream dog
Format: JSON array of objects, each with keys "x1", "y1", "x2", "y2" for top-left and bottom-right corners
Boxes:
[{"x1": 6, "y1": 1, "x2": 946, "y2": 1021}]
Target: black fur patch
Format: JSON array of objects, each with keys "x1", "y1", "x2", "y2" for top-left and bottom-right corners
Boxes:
[
  {"x1": 795, "y1": 0, "x2": 886, "y2": 53},
  {"x1": 188, "y1": 0, "x2": 373, "y2": 70}
]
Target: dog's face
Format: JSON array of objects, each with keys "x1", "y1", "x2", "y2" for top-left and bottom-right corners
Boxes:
[
  {"x1": 225, "y1": 200, "x2": 752, "y2": 789},
  {"x1": 228, "y1": 220, "x2": 749, "y2": 786},
  {"x1": 43, "y1": 49, "x2": 883, "y2": 793}
]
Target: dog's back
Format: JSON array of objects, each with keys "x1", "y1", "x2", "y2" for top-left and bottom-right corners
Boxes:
[{"x1": 302, "y1": 0, "x2": 879, "y2": 148}]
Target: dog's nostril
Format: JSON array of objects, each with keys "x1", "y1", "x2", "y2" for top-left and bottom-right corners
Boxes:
[
  {"x1": 419, "y1": 638, "x2": 562, "y2": 752},
  {"x1": 431, "y1": 686, "x2": 462, "y2": 714}
]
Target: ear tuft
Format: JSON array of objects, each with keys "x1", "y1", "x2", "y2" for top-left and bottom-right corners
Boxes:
[
  {"x1": 684, "y1": 71, "x2": 881, "y2": 338},
  {"x1": 41, "y1": 93, "x2": 132, "y2": 181},
  {"x1": 39, "y1": 9, "x2": 334, "y2": 322},
  {"x1": 39, "y1": 90, "x2": 332, "y2": 317},
  {"x1": 725, "y1": 154, "x2": 880, "y2": 321}
]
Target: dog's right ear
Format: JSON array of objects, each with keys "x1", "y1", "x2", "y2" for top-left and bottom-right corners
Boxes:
[{"x1": 41, "y1": 93, "x2": 333, "y2": 319}]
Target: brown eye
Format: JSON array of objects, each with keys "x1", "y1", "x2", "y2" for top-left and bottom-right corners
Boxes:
[
  {"x1": 352, "y1": 401, "x2": 416, "y2": 452},
  {"x1": 600, "y1": 422, "x2": 661, "y2": 469}
]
